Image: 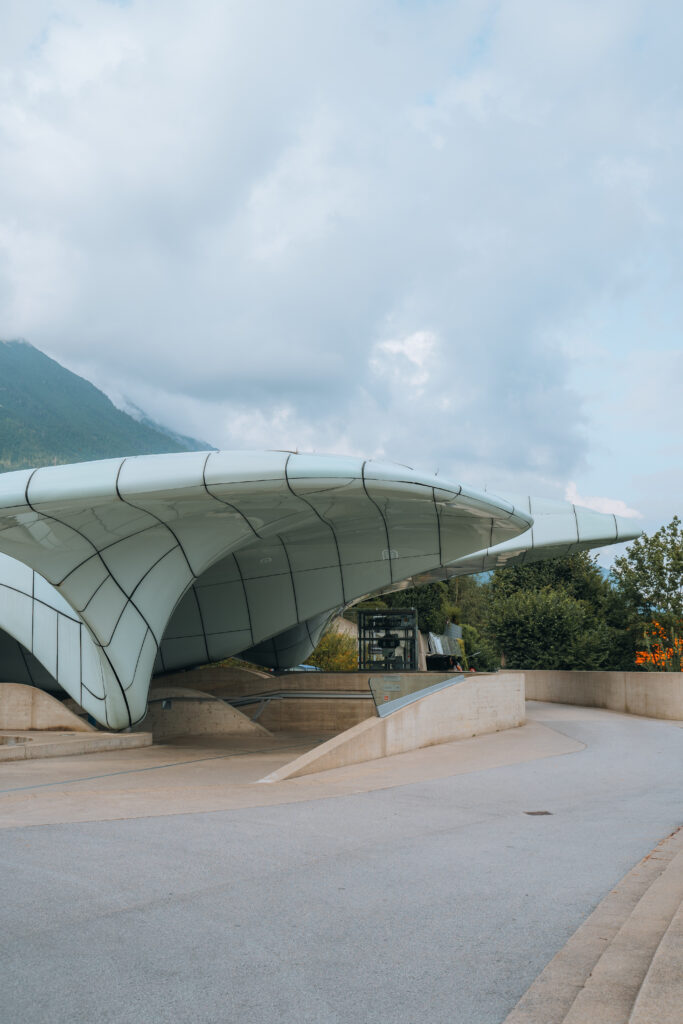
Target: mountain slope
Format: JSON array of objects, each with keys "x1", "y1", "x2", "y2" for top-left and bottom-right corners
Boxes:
[
  {"x1": 120, "y1": 399, "x2": 212, "y2": 453},
  {"x1": 0, "y1": 339, "x2": 214, "y2": 472}
]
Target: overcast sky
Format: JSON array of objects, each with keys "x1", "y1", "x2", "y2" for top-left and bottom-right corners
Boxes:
[{"x1": 1, "y1": 1, "x2": 681, "y2": 556}]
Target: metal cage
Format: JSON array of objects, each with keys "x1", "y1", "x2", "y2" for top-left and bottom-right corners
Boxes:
[{"x1": 357, "y1": 608, "x2": 418, "y2": 672}]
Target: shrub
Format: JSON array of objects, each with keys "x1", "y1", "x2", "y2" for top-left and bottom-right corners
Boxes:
[{"x1": 307, "y1": 629, "x2": 358, "y2": 672}]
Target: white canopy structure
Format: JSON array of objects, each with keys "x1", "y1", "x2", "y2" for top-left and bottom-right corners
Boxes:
[{"x1": 0, "y1": 451, "x2": 639, "y2": 729}]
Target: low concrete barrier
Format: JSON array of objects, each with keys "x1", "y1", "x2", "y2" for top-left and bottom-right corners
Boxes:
[
  {"x1": 237, "y1": 672, "x2": 473, "y2": 733},
  {"x1": 153, "y1": 669, "x2": 462, "y2": 733},
  {"x1": 260, "y1": 672, "x2": 525, "y2": 781},
  {"x1": 524, "y1": 671, "x2": 683, "y2": 721},
  {"x1": 0, "y1": 682, "x2": 94, "y2": 731}
]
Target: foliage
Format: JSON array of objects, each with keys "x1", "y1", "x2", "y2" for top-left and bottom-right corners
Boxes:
[
  {"x1": 635, "y1": 620, "x2": 683, "y2": 672},
  {"x1": 486, "y1": 585, "x2": 614, "y2": 670},
  {"x1": 487, "y1": 552, "x2": 633, "y2": 670},
  {"x1": 611, "y1": 516, "x2": 682, "y2": 619},
  {"x1": 460, "y1": 623, "x2": 499, "y2": 672},
  {"x1": 611, "y1": 516, "x2": 682, "y2": 671},
  {"x1": 446, "y1": 575, "x2": 490, "y2": 634},
  {"x1": 342, "y1": 598, "x2": 388, "y2": 624},
  {"x1": 377, "y1": 550, "x2": 643, "y2": 672},
  {"x1": 382, "y1": 581, "x2": 448, "y2": 634},
  {"x1": 490, "y1": 551, "x2": 609, "y2": 606},
  {"x1": 307, "y1": 628, "x2": 358, "y2": 672}
]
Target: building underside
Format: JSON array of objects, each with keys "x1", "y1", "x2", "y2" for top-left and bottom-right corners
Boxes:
[{"x1": 0, "y1": 451, "x2": 639, "y2": 729}]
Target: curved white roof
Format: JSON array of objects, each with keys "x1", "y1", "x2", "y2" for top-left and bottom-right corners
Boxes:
[{"x1": 0, "y1": 451, "x2": 638, "y2": 729}]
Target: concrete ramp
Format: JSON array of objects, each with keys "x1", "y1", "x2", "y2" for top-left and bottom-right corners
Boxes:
[
  {"x1": 260, "y1": 671, "x2": 524, "y2": 781},
  {"x1": 0, "y1": 682, "x2": 95, "y2": 732},
  {"x1": 137, "y1": 686, "x2": 271, "y2": 741}
]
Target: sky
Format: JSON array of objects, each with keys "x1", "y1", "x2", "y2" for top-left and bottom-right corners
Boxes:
[{"x1": 1, "y1": 0, "x2": 681, "y2": 560}]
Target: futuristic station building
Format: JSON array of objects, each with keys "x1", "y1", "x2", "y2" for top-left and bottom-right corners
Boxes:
[{"x1": 0, "y1": 451, "x2": 639, "y2": 730}]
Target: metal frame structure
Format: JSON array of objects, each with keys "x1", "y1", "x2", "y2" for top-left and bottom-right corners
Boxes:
[{"x1": 357, "y1": 608, "x2": 419, "y2": 672}]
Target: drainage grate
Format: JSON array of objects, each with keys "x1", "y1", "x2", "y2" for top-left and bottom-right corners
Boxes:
[{"x1": 525, "y1": 810, "x2": 553, "y2": 815}]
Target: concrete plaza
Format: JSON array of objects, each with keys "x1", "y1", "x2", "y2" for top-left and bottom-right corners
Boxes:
[{"x1": 1, "y1": 702, "x2": 682, "y2": 1023}]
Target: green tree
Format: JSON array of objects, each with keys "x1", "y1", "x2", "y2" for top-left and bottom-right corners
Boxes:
[
  {"x1": 342, "y1": 598, "x2": 388, "y2": 624},
  {"x1": 446, "y1": 575, "x2": 490, "y2": 634},
  {"x1": 487, "y1": 552, "x2": 631, "y2": 670},
  {"x1": 307, "y1": 628, "x2": 358, "y2": 672},
  {"x1": 611, "y1": 516, "x2": 683, "y2": 670},
  {"x1": 489, "y1": 551, "x2": 609, "y2": 606},
  {"x1": 487, "y1": 586, "x2": 613, "y2": 670},
  {"x1": 611, "y1": 516, "x2": 682, "y2": 620},
  {"x1": 382, "y1": 581, "x2": 449, "y2": 634},
  {"x1": 460, "y1": 622, "x2": 500, "y2": 672}
]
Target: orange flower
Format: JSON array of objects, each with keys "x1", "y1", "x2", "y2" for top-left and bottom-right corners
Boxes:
[{"x1": 635, "y1": 619, "x2": 683, "y2": 670}]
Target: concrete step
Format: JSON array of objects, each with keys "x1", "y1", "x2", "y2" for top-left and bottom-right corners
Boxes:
[
  {"x1": 562, "y1": 846, "x2": 683, "y2": 1023},
  {"x1": 628, "y1": 893, "x2": 683, "y2": 1023},
  {"x1": 503, "y1": 827, "x2": 683, "y2": 1024},
  {"x1": 0, "y1": 729, "x2": 152, "y2": 761}
]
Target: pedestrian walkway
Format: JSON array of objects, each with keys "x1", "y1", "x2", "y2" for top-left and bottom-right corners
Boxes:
[
  {"x1": 0, "y1": 713, "x2": 581, "y2": 829},
  {"x1": 1, "y1": 702, "x2": 681, "y2": 1024}
]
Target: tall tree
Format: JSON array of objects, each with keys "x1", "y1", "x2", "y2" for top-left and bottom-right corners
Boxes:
[
  {"x1": 487, "y1": 552, "x2": 632, "y2": 670},
  {"x1": 486, "y1": 586, "x2": 614, "y2": 670},
  {"x1": 611, "y1": 516, "x2": 682, "y2": 619},
  {"x1": 611, "y1": 516, "x2": 683, "y2": 671},
  {"x1": 383, "y1": 581, "x2": 449, "y2": 634},
  {"x1": 489, "y1": 551, "x2": 609, "y2": 606}
]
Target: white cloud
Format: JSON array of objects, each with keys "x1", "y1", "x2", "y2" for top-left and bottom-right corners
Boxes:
[
  {"x1": 369, "y1": 330, "x2": 437, "y2": 394},
  {"x1": 0, "y1": 0, "x2": 681, "y2": 531},
  {"x1": 565, "y1": 482, "x2": 642, "y2": 519}
]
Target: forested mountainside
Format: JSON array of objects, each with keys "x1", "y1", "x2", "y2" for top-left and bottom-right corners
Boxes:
[{"x1": 0, "y1": 339, "x2": 213, "y2": 472}]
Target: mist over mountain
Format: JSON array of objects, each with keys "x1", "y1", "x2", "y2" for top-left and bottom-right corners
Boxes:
[
  {"x1": 116, "y1": 397, "x2": 215, "y2": 456},
  {"x1": 0, "y1": 339, "x2": 215, "y2": 472}
]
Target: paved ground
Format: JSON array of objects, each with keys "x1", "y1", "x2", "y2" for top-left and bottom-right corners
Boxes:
[
  {"x1": 1, "y1": 702, "x2": 681, "y2": 1024},
  {"x1": 0, "y1": 718, "x2": 583, "y2": 828}
]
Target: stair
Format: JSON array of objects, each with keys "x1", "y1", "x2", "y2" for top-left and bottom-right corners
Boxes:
[
  {"x1": 629, "y1": 895, "x2": 683, "y2": 1024},
  {"x1": 503, "y1": 827, "x2": 683, "y2": 1024}
]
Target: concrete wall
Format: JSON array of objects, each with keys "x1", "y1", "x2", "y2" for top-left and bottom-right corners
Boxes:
[
  {"x1": 153, "y1": 668, "x2": 461, "y2": 733},
  {"x1": 249, "y1": 673, "x2": 462, "y2": 733},
  {"x1": 524, "y1": 671, "x2": 683, "y2": 721},
  {"x1": 0, "y1": 682, "x2": 94, "y2": 731},
  {"x1": 155, "y1": 668, "x2": 459, "y2": 697},
  {"x1": 156, "y1": 667, "x2": 372, "y2": 697},
  {"x1": 261, "y1": 672, "x2": 525, "y2": 781},
  {"x1": 254, "y1": 696, "x2": 374, "y2": 733}
]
